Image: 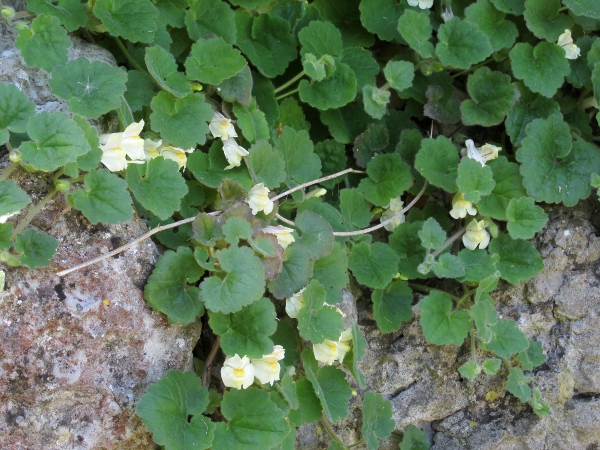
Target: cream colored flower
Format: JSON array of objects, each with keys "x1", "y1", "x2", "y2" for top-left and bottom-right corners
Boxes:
[
  {"x1": 159, "y1": 145, "x2": 194, "y2": 170},
  {"x1": 246, "y1": 183, "x2": 273, "y2": 215},
  {"x1": 381, "y1": 197, "x2": 405, "y2": 231},
  {"x1": 99, "y1": 120, "x2": 145, "y2": 161},
  {"x1": 222, "y1": 138, "x2": 249, "y2": 169},
  {"x1": 209, "y1": 112, "x2": 237, "y2": 141},
  {"x1": 313, "y1": 327, "x2": 353, "y2": 365},
  {"x1": 221, "y1": 354, "x2": 254, "y2": 390},
  {"x1": 450, "y1": 192, "x2": 477, "y2": 219},
  {"x1": 557, "y1": 29, "x2": 580, "y2": 60},
  {"x1": 407, "y1": 0, "x2": 433, "y2": 9},
  {"x1": 263, "y1": 225, "x2": 295, "y2": 249},
  {"x1": 285, "y1": 289, "x2": 305, "y2": 318},
  {"x1": 479, "y1": 144, "x2": 502, "y2": 162},
  {"x1": 461, "y1": 139, "x2": 501, "y2": 166},
  {"x1": 252, "y1": 345, "x2": 285, "y2": 385},
  {"x1": 100, "y1": 147, "x2": 128, "y2": 172},
  {"x1": 462, "y1": 219, "x2": 490, "y2": 250},
  {"x1": 143, "y1": 138, "x2": 162, "y2": 160}
]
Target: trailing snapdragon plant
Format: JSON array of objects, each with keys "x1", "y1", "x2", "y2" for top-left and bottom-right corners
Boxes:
[{"x1": 1, "y1": 0, "x2": 600, "y2": 448}]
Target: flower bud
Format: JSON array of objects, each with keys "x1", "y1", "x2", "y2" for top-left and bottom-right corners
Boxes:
[
  {"x1": 420, "y1": 64, "x2": 433, "y2": 76},
  {"x1": 12, "y1": 21, "x2": 28, "y2": 32},
  {"x1": 190, "y1": 82, "x2": 203, "y2": 92},
  {"x1": 9, "y1": 151, "x2": 20, "y2": 163},
  {"x1": 431, "y1": 61, "x2": 444, "y2": 72},
  {"x1": 55, "y1": 180, "x2": 70, "y2": 191},
  {"x1": 1, "y1": 6, "x2": 16, "y2": 19}
]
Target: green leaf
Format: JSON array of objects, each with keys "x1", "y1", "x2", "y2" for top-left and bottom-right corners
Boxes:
[
  {"x1": 49, "y1": 58, "x2": 127, "y2": 118},
  {"x1": 490, "y1": 0, "x2": 524, "y2": 14},
  {"x1": 477, "y1": 157, "x2": 526, "y2": 220},
  {"x1": 278, "y1": 374, "x2": 300, "y2": 410},
  {"x1": 457, "y1": 158, "x2": 496, "y2": 203},
  {"x1": 246, "y1": 140, "x2": 286, "y2": 189},
  {"x1": 0, "y1": 83, "x2": 35, "y2": 134},
  {"x1": 436, "y1": 18, "x2": 493, "y2": 70},
  {"x1": 312, "y1": 243, "x2": 349, "y2": 304},
  {"x1": 465, "y1": 0, "x2": 518, "y2": 52},
  {"x1": 362, "y1": 85, "x2": 390, "y2": 120},
  {"x1": 185, "y1": 0, "x2": 236, "y2": 44},
  {"x1": 340, "y1": 188, "x2": 371, "y2": 231},
  {"x1": 219, "y1": 66, "x2": 253, "y2": 106},
  {"x1": 150, "y1": 92, "x2": 214, "y2": 148},
  {"x1": 94, "y1": 0, "x2": 158, "y2": 43},
  {"x1": 289, "y1": 379, "x2": 322, "y2": 425},
  {"x1": 383, "y1": 61, "x2": 414, "y2": 93},
  {"x1": 517, "y1": 115, "x2": 600, "y2": 206},
  {"x1": 136, "y1": 370, "x2": 213, "y2": 450},
  {"x1": 70, "y1": 169, "x2": 133, "y2": 224},
  {"x1": 505, "y1": 86, "x2": 561, "y2": 147},
  {"x1": 26, "y1": 0, "x2": 86, "y2": 31},
  {"x1": 272, "y1": 320, "x2": 300, "y2": 367},
  {"x1": 523, "y1": 0, "x2": 572, "y2": 40},
  {"x1": 400, "y1": 425, "x2": 430, "y2": 450},
  {"x1": 341, "y1": 47, "x2": 380, "y2": 91},
  {"x1": 295, "y1": 211, "x2": 334, "y2": 260},
  {"x1": 302, "y1": 349, "x2": 352, "y2": 422},
  {"x1": 186, "y1": 37, "x2": 247, "y2": 85},
  {"x1": 298, "y1": 61, "x2": 357, "y2": 110},
  {"x1": 145, "y1": 46, "x2": 191, "y2": 98},
  {"x1": 233, "y1": 100, "x2": 269, "y2": 143},
  {"x1": 398, "y1": 10, "x2": 434, "y2": 58},
  {"x1": 372, "y1": 280, "x2": 413, "y2": 333},
  {"x1": 509, "y1": 42, "x2": 570, "y2": 98},
  {"x1": 418, "y1": 218, "x2": 446, "y2": 250},
  {"x1": 235, "y1": 12, "x2": 297, "y2": 78},
  {"x1": 192, "y1": 214, "x2": 223, "y2": 247},
  {"x1": 484, "y1": 318, "x2": 529, "y2": 358},
  {"x1": 471, "y1": 295, "x2": 498, "y2": 344},
  {"x1": 278, "y1": 97, "x2": 309, "y2": 131},
  {"x1": 457, "y1": 249, "x2": 498, "y2": 283},
  {"x1": 362, "y1": 392, "x2": 395, "y2": 449},
  {"x1": 418, "y1": 291, "x2": 471, "y2": 346},
  {"x1": 458, "y1": 361, "x2": 480, "y2": 380},
  {"x1": 273, "y1": 127, "x2": 321, "y2": 188},
  {"x1": 144, "y1": 247, "x2": 204, "y2": 324},
  {"x1": 201, "y1": 246, "x2": 265, "y2": 313},
  {"x1": 14, "y1": 229, "x2": 58, "y2": 269},
  {"x1": 297, "y1": 280, "x2": 345, "y2": 342},
  {"x1": 0, "y1": 223, "x2": 13, "y2": 251},
  {"x1": 518, "y1": 340, "x2": 546, "y2": 371},
  {"x1": 126, "y1": 157, "x2": 188, "y2": 220},
  {"x1": 348, "y1": 242, "x2": 399, "y2": 289},
  {"x1": 563, "y1": 0, "x2": 600, "y2": 19},
  {"x1": 359, "y1": 0, "x2": 405, "y2": 42},
  {"x1": 222, "y1": 217, "x2": 253, "y2": 246},
  {"x1": 432, "y1": 253, "x2": 466, "y2": 279},
  {"x1": 506, "y1": 367, "x2": 532, "y2": 402},
  {"x1": 209, "y1": 297, "x2": 277, "y2": 358},
  {"x1": 460, "y1": 67, "x2": 519, "y2": 126},
  {"x1": 229, "y1": 0, "x2": 271, "y2": 8},
  {"x1": 268, "y1": 245, "x2": 313, "y2": 300},
  {"x1": 482, "y1": 358, "x2": 502, "y2": 375},
  {"x1": 187, "y1": 141, "x2": 252, "y2": 189},
  {"x1": 506, "y1": 197, "x2": 548, "y2": 239},
  {"x1": 15, "y1": 15, "x2": 70, "y2": 72},
  {"x1": 415, "y1": 136, "x2": 459, "y2": 193},
  {"x1": 389, "y1": 221, "x2": 428, "y2": 280},
  {"x1": 19, "y1": 111, "x2": 90, "y2": 171},
  {"x1": 489, "y1": 233, "x2": 543, "y2": 284},
  {"x1": 0, "y1": 181, "x2": 31, "y2": 217},
  {"x1": 213, "y1": 388, "x2": 289, "y2": 449},
  {"x1": 124, "y1": 70, "x2": 155, "y2": 113},
  {"x1": 298, "y1": 20, "x2": 343, "y2": 58},
  {"x1": 358, "y1": 153, "x2": 413, "y2": 207},
  {"x1": 344, "y1": 321, "x2": 367, "y2": 388},
  {"x1": 312, "y1": 0, "x2": 374, "y2": 48}
]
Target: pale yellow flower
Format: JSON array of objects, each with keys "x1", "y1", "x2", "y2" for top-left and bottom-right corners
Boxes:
[
  {"x1": 461, "y1": 139, "x2": 501, "y2": 166},
  {"x1": 462, "y1": 219, "x2": 490, "y2": 250},
  {"x1": 252, "y1": 345, "x2": 285, "y2": 385},
  {"x1": 246, "y1": 183, "x2": 273, "y2": 215},
  {"x1": 263, "y1": 225, "x2": 295, "y2": 249},
  {"x1": 285, "y1": 289, "x2": 305, "y2": 318},
  {"x1": 99, "y1": 120, "x2": 145, "y2": 161},
  {"x1": 450, "y1": 192, "x2": 477, "y2": 219},
  {"x1": 159, "y1": 145, "x2": 194, "y2": 170},
  {"x1": 209, "y1": 112, "x2": 237, "y2": 141},
  {"x1": 222, "y1": 138, "x2": 249, "y2": 169},
  {"x1": 407, "y1": 0, "x2": 433, "y2": 9},
  {"x1": 557, "y1": 29, "x2": 580, "y2": 60},
  {"x1": 313, "y1": 327, "x2": 353, "y2": 365},
  {"x1": 221, "y1": 354, "x2": 254, "y2": 390}
]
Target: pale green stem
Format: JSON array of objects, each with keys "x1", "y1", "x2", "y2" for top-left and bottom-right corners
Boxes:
[
  {"x1": 275, "y1": 88, "x2": 299, "y2": 101},
  {"x1": 451, "y1": 57, "x2": 495, "y2": 78},
  {"x1": 321, "y1": 414, "x2": 348, "y2": 449},
  {"x1": 274, "y1": 71, "x2": 306, "y2": 94},
  {"x1": 13, "y1": 189, "x2": 58, "y2": 237},
  {"x1": 0, "y1": 162, "x2": 17, "y2": 181},
  {"x1": 113, "y1": 37, "x2": 162, "y2": 91}
]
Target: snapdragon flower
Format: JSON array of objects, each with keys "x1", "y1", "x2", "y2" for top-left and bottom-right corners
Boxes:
[
  {"x1": 99, "y1": 120, "x2": 147, "y2": 171},
  {"x1": 461, "y1": 139, "x2": 501, "y2": 167},
  {"x1": 380, "y1": 197, "x2": 405, "y2": 231},
  {"x1": 159, "y1": 145, "x2": 195, "y2": 170},
  {"x1": 450, "y1": 192, "x2": 477, "y2": 219},
  {"x1": 263, "y1": 225, "x2": 295, "y2": 249},
  {"x1": 313, "y1": 328, "x2": 353, "y2": 365},
  {"x1": 246, "y1": 183, "x2": 274, "y2": 215},
  {"x1": 221, "y1": 354, "x2": 255, "y2": 390},
  {"x1": 285, "y1": 289, "x2": 305, "y2": 318},
  {"x1": 209, "y1": 112, "x2": 237, "y2": 141},
  {"x1": 222, "y1": 138, "x2": 249, "y2": 169},
  {"x1": 463, "y1": 219, "x2": 490, "y2": 250},
  {"x1": 252, "y1": 345, "x2": 285, "y2": 385},
  {"x1": 557, "y1": 29, "x2": 580, "y2": 60},
  {"x1": 407, "y1": 0, "x2": 433, "y2": 9}
]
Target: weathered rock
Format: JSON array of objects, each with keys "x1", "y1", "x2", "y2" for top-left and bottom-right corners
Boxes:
[{"x1": 1, "y1": 27, "x2": 201, "y2": 450}]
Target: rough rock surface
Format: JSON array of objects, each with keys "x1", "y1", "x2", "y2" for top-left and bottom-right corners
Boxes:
[
  {"x1": 296, "y1": 199, "x2": 600, "y2": 449},
  {"x1": 1, "y1": 28, "x2": 201, "y2": 450}
]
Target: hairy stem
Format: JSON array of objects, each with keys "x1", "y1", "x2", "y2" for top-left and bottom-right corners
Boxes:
[
  {"x1": 13, "y1": 189, "x2": 58, "y2": 237},
  {"x1": 271, "y1": 168, "x2": 364, "y2": 202}
]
